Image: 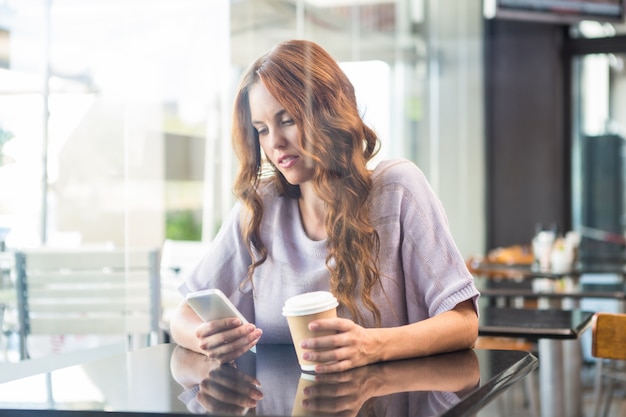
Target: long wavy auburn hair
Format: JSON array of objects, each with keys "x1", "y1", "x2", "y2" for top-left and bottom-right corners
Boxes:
[{"x1": 232, "y1": 39, "x2": 382, "y2": 326}]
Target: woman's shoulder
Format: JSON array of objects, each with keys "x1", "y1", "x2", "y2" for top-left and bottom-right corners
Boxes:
[
  {"x1": 370, "y1": 158, "x2": 440, "y2": 212},
  {"x1": 372, "y1": 158, "x2": 427, "y2": 188}
]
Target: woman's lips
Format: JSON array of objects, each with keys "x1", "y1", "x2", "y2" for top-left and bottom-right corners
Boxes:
[{"x1": 278, "y1": 155, "x2": 299, "y2": 168}]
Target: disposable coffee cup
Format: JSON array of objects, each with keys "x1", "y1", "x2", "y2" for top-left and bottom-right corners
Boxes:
[
  {"x1": 282, "y1": 291, "x2": 339, "y2": 371},
  {"x1": 291, "y1": 373, "x2": 318, "y2": 416}
]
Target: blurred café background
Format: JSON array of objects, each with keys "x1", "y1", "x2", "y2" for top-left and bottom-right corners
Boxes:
[
  {"x1": 0, "y1": 0, "x2": 488, "y2": 255},
  {"x1": 0, "y1": 0, "x2": 624, "y2": 374}
]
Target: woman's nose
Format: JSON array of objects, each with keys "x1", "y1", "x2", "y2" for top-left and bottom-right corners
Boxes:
[{"x1": 268, "y1": 129, "x2": 286, "y2": 148}]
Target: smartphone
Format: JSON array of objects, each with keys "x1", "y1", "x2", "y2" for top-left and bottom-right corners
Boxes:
[{"x1": 186, "y1": 288, "x2": 249, "y2": 324}]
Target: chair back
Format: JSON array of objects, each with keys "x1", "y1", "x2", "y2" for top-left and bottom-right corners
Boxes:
[
  {"x1": 15, "y1": 248, "x2": 161, "y2": 359},
  {"x1": 591, "y1": 312, "x2": 626, "y2": 360}
]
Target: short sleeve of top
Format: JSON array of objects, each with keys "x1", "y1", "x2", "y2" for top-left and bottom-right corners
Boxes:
[
  {"x1": 179, "y1": 158, "x2": 479, "y2": 343},
  {"x1": 369, "y1": 159, "x2": 479, "y2": 327}
]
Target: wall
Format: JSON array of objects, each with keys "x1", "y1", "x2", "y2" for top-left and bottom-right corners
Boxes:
[{"x1": 485, "y1": 19, "x2": 568, "y2": 249}]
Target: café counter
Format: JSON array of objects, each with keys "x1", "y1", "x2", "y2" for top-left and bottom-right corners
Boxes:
[{"x1": 0, "y1": 343, "x2": 537, "y2": 417}]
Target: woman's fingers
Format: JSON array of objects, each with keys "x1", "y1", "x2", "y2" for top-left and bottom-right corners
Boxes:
[{"x1": 197, "y1": 320, "x2": 262, "y2": 363}]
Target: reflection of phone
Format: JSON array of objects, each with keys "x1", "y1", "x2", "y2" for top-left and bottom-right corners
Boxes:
[{"x1": 186, "y1": 289, "x2": 249, "y2": 324}]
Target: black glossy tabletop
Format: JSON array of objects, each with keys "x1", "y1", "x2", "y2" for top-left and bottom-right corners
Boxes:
[
  {"x1": 479, "y1": 306, "x2": 595, "y2": 339},
  {"x1": 0, "y1": 343, "x2": 537, "y2": 417}
]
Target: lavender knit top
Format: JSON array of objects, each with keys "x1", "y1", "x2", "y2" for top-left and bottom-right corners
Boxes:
[{"x1": 179, "y1": 158, "x2": 480, "y2": 344}]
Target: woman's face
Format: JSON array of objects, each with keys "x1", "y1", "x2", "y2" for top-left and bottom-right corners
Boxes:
[{"x1": 249, "y1": 80, "x2": 315, "y2": 186}]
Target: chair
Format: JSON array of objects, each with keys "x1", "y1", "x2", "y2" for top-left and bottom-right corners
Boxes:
[
  {"x1": 0, "y1": 286, "x2": 15, "y2": 360},
  {"x1": 591, "y1": 312, "x2": 626, "y2": 417},
  {"x1": 15, "y1": 247, "x2": 162, "y2": 360}
]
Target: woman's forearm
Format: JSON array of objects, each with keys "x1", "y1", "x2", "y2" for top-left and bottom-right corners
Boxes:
[
  {"x1": 373, "y1": 299, "x2": 478, "y2": 363},
  {"x1": 169, "y1": 301, "x2": 206, "y2": 355}
]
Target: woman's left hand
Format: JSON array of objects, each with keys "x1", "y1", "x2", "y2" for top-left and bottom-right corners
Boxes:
[
  {"x1": 299, "y1": 318, "x2": 380, "y2": 373},
  {"x1": 300, "y1": 300, "x2": 478, "y2": 373}
]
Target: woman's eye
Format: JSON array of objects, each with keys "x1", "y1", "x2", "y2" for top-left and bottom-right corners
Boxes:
[
  {"x1": 281, "y1": 119, "x2": 294, "y2": 126},
  {"x1": 256, "y1": 127, "x2": 268, "y2": 135}
]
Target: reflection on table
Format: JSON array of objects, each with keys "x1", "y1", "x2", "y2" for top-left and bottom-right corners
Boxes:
[
  {"x1": 479, "y1": 306, "x2": 594, "y2": 417},
  {"x1": 0, "y1": 343, "x2": 538, "y2": 417}
]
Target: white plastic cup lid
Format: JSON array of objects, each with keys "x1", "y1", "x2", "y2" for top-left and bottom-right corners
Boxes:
[{"x1": 282, "y1": 291, "x2": 338, "y2": 316}]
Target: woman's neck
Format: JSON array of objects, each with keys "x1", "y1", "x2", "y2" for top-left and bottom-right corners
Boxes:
[{"x1": 298, "y1": 183, "x2": 327, "y2": 241}]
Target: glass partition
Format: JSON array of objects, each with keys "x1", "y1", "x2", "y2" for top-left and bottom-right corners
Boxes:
[{"x1": 0, "y1": 0, "x2": 485, "y2": 361}]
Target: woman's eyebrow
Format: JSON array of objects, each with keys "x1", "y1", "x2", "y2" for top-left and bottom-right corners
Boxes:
[
  {"x1": 251, "y1": 109, "x2": 289, "y2": 125},
  {"x1": 273, "y1": 109, "x2": 289, "y2": 120}
]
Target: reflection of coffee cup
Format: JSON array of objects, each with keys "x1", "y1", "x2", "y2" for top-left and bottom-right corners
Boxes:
[
  {"x1": 282, "y1": 291, "x2": 339, "y2": 371},
  {"x1": 291, "y1": 373, "x2": 318, "y2": 416}
]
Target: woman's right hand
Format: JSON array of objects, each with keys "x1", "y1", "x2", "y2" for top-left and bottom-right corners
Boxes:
[
  {"x1": 195, "y1": 318, "x2": 262, "y2": 364},
  {"x1": 170, "y1": 300, "x2": 262, "y2": 364}
]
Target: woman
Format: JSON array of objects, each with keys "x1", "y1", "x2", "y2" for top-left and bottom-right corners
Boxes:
[{"x1": 169, "y1": 39, "x2": 479, "y2": 373}]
